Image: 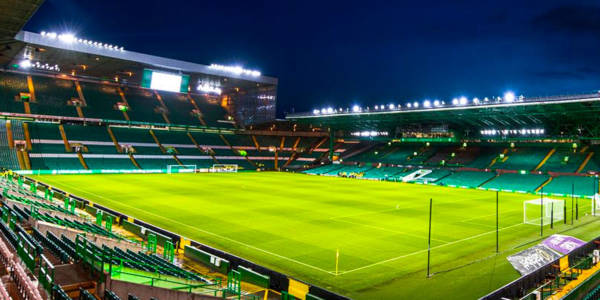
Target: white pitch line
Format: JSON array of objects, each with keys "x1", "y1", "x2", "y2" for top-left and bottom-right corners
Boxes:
[
  {"x1": 459, "y1": 207, "x2": 522, "y2": 223},
  {"x1": 331, "y1": 218, "x2": 450, "y2": 243},
  {"x1": 337, "y1": 221, "x2": 526, "y2": 275},
  {"x1": 40, "y1": 178, "x2": 336, "y2": 275}
]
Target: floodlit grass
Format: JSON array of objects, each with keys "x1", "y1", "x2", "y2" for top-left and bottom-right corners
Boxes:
[{"x1": 31, "y1": 172, "x2": 600, "y2": 299}]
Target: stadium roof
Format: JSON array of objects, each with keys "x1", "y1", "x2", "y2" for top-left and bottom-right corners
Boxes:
[
  {"x1": 0, "y1": 0, "x2": 43, "y2": 40},
  {"x1": 0, "y1": 31, "x2": 277, "y2": 91},
  {"x1": 286, "y1": 93, "x2": 600, "y2": 138}
]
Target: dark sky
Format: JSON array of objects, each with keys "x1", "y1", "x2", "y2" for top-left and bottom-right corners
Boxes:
[{"x1": 24, "y1": 0, "x2": 600, "y2": 117}]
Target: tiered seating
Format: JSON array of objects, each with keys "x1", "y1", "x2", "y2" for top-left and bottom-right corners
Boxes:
[
  {"x1": 101, "y1": 244, "x2": 206, "y2": 282},
  {"x1": 79, "y1": 81, "x2": 124, "y2": 120},
  {"x1": 192, "y1": 96, "x2": 231, "y2": 127},
  {"x1": 466, "y1": 147, "x2": 499, "y2": 169},
  {"x1": 414, "y1": 169, "x2": 451, "y2": 183},
  {"x1": 303, "y1": 164, "x2": 344, "y2": 175},
  {"x1": 482, "y1": 173, "x2": 550, "y2": 192},
  {"x1": 30, "y1": 76, "x2": 78, "y2": 117},
  {"x1": 28, "y1": 122, "x2": 83, "y2": 170},
  {"x1": 361, "y1": 166, "x2": 407, "y2": 180},
  {"x1": 446, "y1": 146, "x2": 481, "y2": 166},
  {"x1": 424, "y1": 147, "x2": 455, "y2": 166},
  {"x1": 111, "y1": 127, "x2": 155, "y2": 144},
  {"x1": 33, "y1": 229, "x2": 73, "y2": 264},
  {"x1": 36, "y1": 211, "x2": 120, "y2": 238},
  {"x1": 582, "y1": 147, "x2": 600, "y2": 173},
  {"x1": 439, "y1": 171, "x2": 496, "y2": 187},
  {"x1": 332, "y1": 165, "x2": 373, "y2": 176},
  {"x1": 493, "y1": 147, "x2": 548, "y2": 171},
  {"x1": 542, "y1": 176, "x2": 597, "y2": 197},
  {"x1": 0, "y1": 71, "x2": 27, "y2": 113},
  {"x1": 123, "y1": 88, "x2": 164, "y2": 124},
  {"x1": 159, "y1": 91, "x2": 198, "y2": 125},
  {"x1": 540, "y1": 147, "x2": 586, "y2": 173},
  {"x1": 376, "y1": 146, "x2": 416, "y2": 164}
]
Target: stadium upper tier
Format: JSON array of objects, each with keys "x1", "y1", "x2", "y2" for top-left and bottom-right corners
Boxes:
[{"x1": 0, "y1": 71, "x2": 234, "y2": 128}]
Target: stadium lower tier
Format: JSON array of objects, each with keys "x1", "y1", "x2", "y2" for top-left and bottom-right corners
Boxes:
[
  {"x1": 345, "y1": 142, "x2": 600, "y2": 173},
  {"x1": 304, "y1": 164, "x2": 599, "y2": 197},
  {"x1": 2, "y1": 120, "x2": 328, "y2": 172}
]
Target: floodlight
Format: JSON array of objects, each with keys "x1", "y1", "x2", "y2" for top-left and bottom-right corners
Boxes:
[
  {"x1": 389, "y1": 104, "x2": 395, "y2": 109},
  {"x1": 58, "y1": 33, "x2": 76, "y2": 43},
  {"x1": 473, "y1": 97, "x2": 480, "y2": 104},
  {"x1": 459, "y1": 96, "x2": 468, "y2": 105},
  {"x1": 327, "y1": 107, "x2": 334, "y2": 114},
  {"x1": 413, "y1": 102, "x2": 419, "y2": 108},
  {"x1": 321, "y1": 108, "x2": 327, "y2": 114},
  {"x1": 452, "y1": 98, "x2": 459, "y2": 105},
  {"x1": 504, "y1": 91, "x2": 516, "y2": 102},
  {"x1": 407, "y1": 103, "x2": 412, "y2": 108},
  {"x1": 352, "y1": 105, "x2": 360, "y2": 112},
  {"x1": 433, "y1": 100, "x2": 440, "y2": 107},
  {"x1": 423, "y1": 100, "x2": 431, "y2": 108},
  {"x1": 19, "y1": 60, "x2": 32, "y2": 69}
]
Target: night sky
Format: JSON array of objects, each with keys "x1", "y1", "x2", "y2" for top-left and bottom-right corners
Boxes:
[{"x1": 24, "y1": 0, "x2": 600, "y2": 117}]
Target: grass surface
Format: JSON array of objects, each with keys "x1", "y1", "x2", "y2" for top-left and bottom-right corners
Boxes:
[{"x1": 31, "y1": 172, "x2": 600, "y2": 299}]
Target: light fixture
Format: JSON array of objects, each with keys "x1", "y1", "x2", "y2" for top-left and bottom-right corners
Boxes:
[
  {"x1": 40, "y1": 31, "x2": 125, "y2": 51},
  {"x1": 19, "y1": 59, "x2": 32, "y2": 69},
  {"x1": 208, "y1": 64, "x2": 261, "y2": 77},
  {"x1": 504, "y1": 91, "x2": 516, "y2": 103}
]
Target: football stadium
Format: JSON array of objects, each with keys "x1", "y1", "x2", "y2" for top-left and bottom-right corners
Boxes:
[{"x1": 0, "y1": 1, "x2": 600, "y2": 300}]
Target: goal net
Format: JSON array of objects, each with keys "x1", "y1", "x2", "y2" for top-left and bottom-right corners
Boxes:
[
  {"x1": 210, "y1": 164, "x2": 238, "y2": 173},
  {"x1": 592, "y1": 194, "x2": 600, "y2": 216},
  {"x1": 166, "y1": 165, "x2": 197, "y2": 174},
  {"x1": 524, "y1": 198, "x2": 564, "y2": 225}
]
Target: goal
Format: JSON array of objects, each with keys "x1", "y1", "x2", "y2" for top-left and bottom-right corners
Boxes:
[
  {"x1": 166, "y1": 165, "x2": 197, "y2": 174},
  {"x1": 592, "y1": 194, "x2": 600, "y2": 216},
  {"x1": 210, "y1": 164, "x2": 238, "y2": 173},
  {"x1": 524, "y1": 198, "x2": 564, "y2": 225}
]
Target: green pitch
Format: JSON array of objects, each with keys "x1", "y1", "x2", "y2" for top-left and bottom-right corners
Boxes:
[{"x1": 31, "y1": 172, "x2": 600, "y2": 299}]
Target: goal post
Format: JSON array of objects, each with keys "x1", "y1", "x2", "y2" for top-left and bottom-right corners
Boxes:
[
  {"x1": 210, "y1": 164, "x2": 238, "y2": 173},
  {"x1": 524, "y1": 198, "x2": 564, "y2": 225},
  {"x1": 592, "y1": 194, "x2": 600, "y2": 216},
  {"x1": 166, "y1": 164, "x2": 197, "y2": 174}
]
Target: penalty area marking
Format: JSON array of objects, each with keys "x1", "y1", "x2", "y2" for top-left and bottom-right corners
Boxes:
[{"x1": 336, "y1": 221, "x2": 526, "y2": 275}]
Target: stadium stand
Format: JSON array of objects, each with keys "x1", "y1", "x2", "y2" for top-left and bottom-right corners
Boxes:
[
  {"x1": 29, "y1": 76, "x2": 79, "y2": 117},
  {"x1": 482, "y1": 172, "x2": 550, "y2": 192},
  {"x1": 491, "y1": 147, "x2": 548, "y2": 171},
  {"x1": 79, "y1": 81, "x2": 125, "y2": 121},
  {"x1": 438, "y1": 170, "x2": 497, "y2": 188},
  {"x1": 0, "y1": 72, "x2": 28, "y2": 114},
  {"x1": 541, "y1": 175, "x2": 597, "y2": 197}
]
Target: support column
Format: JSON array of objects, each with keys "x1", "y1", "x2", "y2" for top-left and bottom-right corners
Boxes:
[
  {"x1": 117, "y1": 87, "x2": 131, "y2": 121},
  {"x1": 22, "y1": 122, "x2": 32, "y2": 150},
  {"x1": 329, "y1": 129, "x2": 334, "y2": 161},
  {"x1": 6, "y1": 120, "x2": 14, "y2": 149}
]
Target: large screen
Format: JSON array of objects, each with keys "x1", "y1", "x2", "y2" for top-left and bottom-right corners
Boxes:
[{"x1": 141, "y1": 69, "x2": 189, "y2": 93}]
